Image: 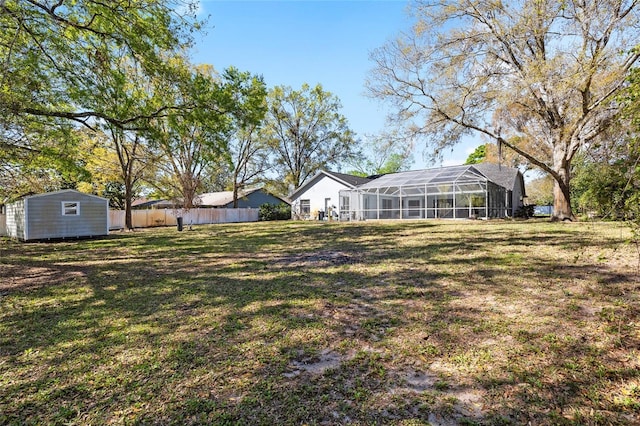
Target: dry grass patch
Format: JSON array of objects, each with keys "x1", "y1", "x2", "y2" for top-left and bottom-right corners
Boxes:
[{"x1": 1, "y1": 220, "x2": 639, "y2": 425}]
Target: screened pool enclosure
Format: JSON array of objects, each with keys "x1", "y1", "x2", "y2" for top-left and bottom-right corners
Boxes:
[{"x1": 339, "y1": 165, "x2": 516, "y2": 220}]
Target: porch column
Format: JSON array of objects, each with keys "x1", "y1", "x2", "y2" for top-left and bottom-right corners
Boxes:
[
  {"x1": 485, "y1": 185, "x2": 489, "y2": 219},
  {"x1": 424, "y1": 184, "x2": 428, "y2": 219},
  {"x1": 453, "y1": 183, "x2": 457, "y2": 219}
]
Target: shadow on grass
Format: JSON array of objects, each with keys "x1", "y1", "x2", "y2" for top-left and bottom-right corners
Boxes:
[{"x1": 1, "y1": 220, "x2": 638, "y2": 425}]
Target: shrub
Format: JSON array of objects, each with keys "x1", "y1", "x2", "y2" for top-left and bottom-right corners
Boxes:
[
  {"x1": 259, "y1": 203, "x2": 291, "y2": 221},
  {"x1": 514, "y1": 204, "x2": 535, "y2": 218}
]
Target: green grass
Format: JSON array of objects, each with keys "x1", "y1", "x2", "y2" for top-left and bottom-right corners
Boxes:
[{"x1": 1, "y1": 220, "x2": 639, "y2": 425}]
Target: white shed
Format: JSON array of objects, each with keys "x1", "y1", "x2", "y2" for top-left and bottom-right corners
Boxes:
[
  {"x1": 3, "y1": 190, "x2": 109, "y2": 241},
  {"x1": 289, "y1": 170, "x2": 371, "y2": 220}
]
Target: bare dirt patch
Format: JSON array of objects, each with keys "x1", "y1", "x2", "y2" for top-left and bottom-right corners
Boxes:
[
  {"x1": 284, "y1": 349, "x2": 346, "y2": 377},
  {"x1": 0, "y1": 264, "x2": 86, "y2": 295}
]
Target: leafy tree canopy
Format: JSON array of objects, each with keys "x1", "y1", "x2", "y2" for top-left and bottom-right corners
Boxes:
[
  {"x1": 464, "y1": 145, "x2": 486, "y2": 165},
  {"x1": 1, "y1": 0, "x2": 200, "y2": 129},
  {"x1": 0, "y1": 0, "x2": 201, "y2": 200},
  {"x1": 348, "y1": 132, "x2": 412, "y2": 177},
  {"x1": 263, "y1": 84, "x2": 358, "y2": 195},
  {"x1": 149, "y1": 64, "x2": 267, "y2": 209},
  {"x1": 571, "y1": 69, "x2": 640, "y2": 220}
]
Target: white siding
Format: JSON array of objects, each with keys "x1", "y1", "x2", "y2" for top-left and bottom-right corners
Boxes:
[
  {"x1": 5, "y1": 200, "x2": 26, "y2": 240},
  {"x1": 25, "y1": 191, "x2": 108, "y2": 240},
  {"x1": 3, "y1": 190, "x2": 108, "y2": 241},
  {"x1": 0, "y1": 212, "x2": 6, "y2": 236},
  {"x1": 290, "y1": 176, "x2": 350, "y2": 218}
]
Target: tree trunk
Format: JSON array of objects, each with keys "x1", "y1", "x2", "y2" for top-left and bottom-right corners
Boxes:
[
  {"x1": 233, "y1": 182, "x2": 239, "y2": 208},
  {"x1": 551, "y1": 164, "x2": 574, "y2": 221},
  {"x1": 124, "y1": 179, "x2": 133, "y2": 230},
  {"x1": 180, "y1": 176, "x2": 193, "y2": 209}
]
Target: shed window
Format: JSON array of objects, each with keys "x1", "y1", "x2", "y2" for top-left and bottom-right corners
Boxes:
[{"x1": 62, "y1": 202, "x2": 80, "y2": 216}]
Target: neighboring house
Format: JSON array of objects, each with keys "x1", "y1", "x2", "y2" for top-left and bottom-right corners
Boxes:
[
  {"x1": 196, "y1": 188, "x2": 289, "y2": 209},
  {"x1": 339, "y1": 163, "x2": 526, "y2": 220},
  {"x1": 2, "y1": 190, "x2": 109, "y2": 241},
  {"x1": 289, "y1": 170, "x2": 372, "y2": 220}
]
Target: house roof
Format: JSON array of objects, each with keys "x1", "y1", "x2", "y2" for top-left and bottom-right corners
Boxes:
[
  {"x1": 131, "y1": 189, "x2": 288, "y2": 209},
  {"x1": 473, "y1": 162, "x2": 523, "y2": 192},
  {"x1": 196, "y1": 191, "x2": 237, "y2": 207},
  {"x1": 196, "y1": 188, "x2": 289, "y2": 207},
  {"x1": 132, "y1": 199, "x2": 177, "y2": 209},
  {"x1": 354, "y1": 163, "x2": 522, "y2": 191},
  {"x1": 324, "y1": 171, "x2": 372, "y2": 187},
  {"x1": 290, "y1": 170, "x2": 372, "y2": 200}
]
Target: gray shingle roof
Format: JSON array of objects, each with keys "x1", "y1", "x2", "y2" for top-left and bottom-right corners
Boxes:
[
  {"x1": 473, "y1": 163, "x2": 521, "y2": 191},
  {"x1": 323, "y1": 171, "x2": 372, "y2": 187}
]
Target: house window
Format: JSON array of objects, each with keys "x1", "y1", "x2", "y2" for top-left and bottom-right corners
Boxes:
[
  {"x1": 300, "y1": 199, "x2": 310, "y2": 215},
  {"x1": 62, "y1": 202, "x2": 80, "y2": 216},
  {"x1": 340, "y1": 196, "x2": 350, "y2": 211}
]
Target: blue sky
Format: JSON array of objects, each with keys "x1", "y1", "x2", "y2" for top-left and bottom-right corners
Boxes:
[{"x1": 189, "y1": 0, "x2": 479, "y2": 169}]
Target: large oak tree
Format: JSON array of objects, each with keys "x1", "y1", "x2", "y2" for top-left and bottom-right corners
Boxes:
[{"x1": 369, "y1": 0, "x2": 640, "y2": 220}]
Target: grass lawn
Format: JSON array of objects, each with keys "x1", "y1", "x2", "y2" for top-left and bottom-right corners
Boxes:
[{"x1": 1, "y1": 220, "x2": 639, "y2": 425}]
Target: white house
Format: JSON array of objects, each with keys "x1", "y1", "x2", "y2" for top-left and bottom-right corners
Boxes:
[
  {"x1": 339, "y1": 164, "x2": 527, "y2": 220},
  {"x1": 289, "y1": 170, "x2": 371, "y2": 220}
]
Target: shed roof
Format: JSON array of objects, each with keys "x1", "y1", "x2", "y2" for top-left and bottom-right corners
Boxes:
[{"x1": 15, "y1": 189, "x2": 108, "y2": 202}]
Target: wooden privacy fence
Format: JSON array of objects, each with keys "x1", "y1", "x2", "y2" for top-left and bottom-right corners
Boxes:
[{"x1": 108, "y1": 208, "x2": 259, "y2": 230}]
